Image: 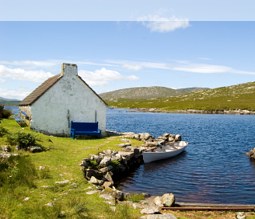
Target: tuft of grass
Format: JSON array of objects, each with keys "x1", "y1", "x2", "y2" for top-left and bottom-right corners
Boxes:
[
  {"x1": 37, "y1": 165, "x2": 51, "y2": 179},
  {"x1": 0, "y1": 155, "x2": 37, "y2": 188},
  {"x1": 112, "y1": 203, "x2": 141, "y2": 219},
  {"x1": 126, "y1": 193, "x2": 145, "y2": 203}
]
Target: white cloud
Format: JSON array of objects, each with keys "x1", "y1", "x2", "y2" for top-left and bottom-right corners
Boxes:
[
  {"x1": 0, "y1": 65, "x2": 54, "y2": 83},
  {"x1": 109, "y1": 59, "x2": 255, "y2": 75},
  {"x1": 122, "y1": 63, "x2": 143, "y2": 71},
  {"x1": 79, "y1": 67, "x2": 139, "y2": 86},
  {"x1": 173, "y1": 64, "x2": 255, "y2": 75},
  {"x1": 173, "y1": 64, "x2": 232, "y2": 74},
  {"x1": 108, "y1": 60, "x2": 171, "y2": 71},
  {"x1": 0, "y1": 88, "x2": 30, "y2": 100},
  {"x1": 0, "y1": 60, "x2": 58, "y2": 69},
  {"x1": 138, "y1": 15, "x2": 189, "y2": 32}
]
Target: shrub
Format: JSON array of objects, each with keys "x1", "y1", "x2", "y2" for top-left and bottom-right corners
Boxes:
[
  {"x1": 16, "y1": 119, "x2": 27, "y2": 127},
  {"x1": 2, "y1": 109, "x2": 12, "y2": 119},
  {"x1": 7, "y1": 132, "x2": 36, "y2": 150},
  {"x1": 0, "y1": 126, "x2": 9, "y2": 137},
  {"x1": 6, "y1": 134, "x2": 18, "y2": 146},
  {"x1": 0, "y1": 105, "x2": 12, "y2": 119}
]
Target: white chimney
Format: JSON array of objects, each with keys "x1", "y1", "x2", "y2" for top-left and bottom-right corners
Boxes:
[{"x1": 61, "y1": 63, "x2": 78, "y2": 77}]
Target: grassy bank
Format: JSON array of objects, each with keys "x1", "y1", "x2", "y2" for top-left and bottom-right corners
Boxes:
[
  {"x1": 1, "y1": 119, "x2": 255, "y2": 219},
  {"x1": 0, "y1": 119, "x2": 141, "y2": 219}
]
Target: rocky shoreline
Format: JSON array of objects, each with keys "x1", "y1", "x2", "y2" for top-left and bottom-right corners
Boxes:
[
  {"x1": 129, "y1": 108, "x2": 255, "y2": 115},
  {"x1": 80, "y1": 132, "x2": 183, "y2": 189},
  {"x1": 81, "y1": 133, "x2": 255, "y2": 218},
  {"x1": 80, "y1": 132, "x2": 183, "y2": 218}
]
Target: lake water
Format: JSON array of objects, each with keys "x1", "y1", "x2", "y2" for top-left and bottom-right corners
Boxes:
[{"x1": 107, "y1": 108, "x2": 255, "y2": 204}]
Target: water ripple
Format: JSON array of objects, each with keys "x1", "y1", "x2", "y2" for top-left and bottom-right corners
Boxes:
[{"x1": 107, "y1": 109, "x2": 255, "y2": 204}]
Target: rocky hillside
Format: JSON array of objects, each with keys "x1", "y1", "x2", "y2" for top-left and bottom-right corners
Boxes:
[
  {"x1": 100, "y1": 86, "x2": 206, "y2": 101},
  {"x1": 103, "y1": 81, "x2": 255, "y2": 113}
]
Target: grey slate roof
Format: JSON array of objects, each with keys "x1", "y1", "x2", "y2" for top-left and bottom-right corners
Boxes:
[{"x1": 19, "y1": 74, "x2": 107, "y2": 106}]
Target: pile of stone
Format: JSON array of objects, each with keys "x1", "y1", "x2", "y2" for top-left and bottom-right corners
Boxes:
[
  {"x1": 246, "y1": 148, "x2": 255, "y2": 160},
  {"x1": 140, "y1": 193, "x2": 176, "y2": 215},
  {"x1": 80, "y1": 149, "x2": 143, "y2": 199},
  {"x1": 122, "y1": 132, "x2": 182, "y2": 149},
  {"x1": 81, "y1": 131, "x2": 182, "y2": 202}
]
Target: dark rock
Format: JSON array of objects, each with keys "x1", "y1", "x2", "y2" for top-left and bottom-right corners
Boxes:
[
  {"x1": 30, "y1": 146, "x2": 43, "y2": 153},
  {"x1": 134, "y1": 148, "x2": 141, "y2": 157},
  {"x1": 85, "y1": 169, "x2": 103, "y2": 180},
  {"x1": 80, "y1": 159, "x2": 90, "y2": 168},
  {"x1": 114, "y1": 190, "x2": 125, "y2": 201}
]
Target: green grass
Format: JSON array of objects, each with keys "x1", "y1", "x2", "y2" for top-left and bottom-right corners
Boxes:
[
  {"x1": 126, "y1": 193, "x2": 145, "y2": 203},
  {"x1": 0, "y1": 119, "x2": 142, "y2": 219}
]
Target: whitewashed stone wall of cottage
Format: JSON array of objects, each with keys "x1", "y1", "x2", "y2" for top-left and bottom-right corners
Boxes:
[{"x1": 30, "y1": 66, "x2": 106, "y2": 136}]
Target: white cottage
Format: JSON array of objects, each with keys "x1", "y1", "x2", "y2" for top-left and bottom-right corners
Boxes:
[{"x1": 19, "y1": 63, "x2": 107, "y2": 136}]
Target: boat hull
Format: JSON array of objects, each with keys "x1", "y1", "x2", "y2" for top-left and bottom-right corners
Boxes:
[{"x1": 143, "y1": 141, "x2": 188, "y2": 163}]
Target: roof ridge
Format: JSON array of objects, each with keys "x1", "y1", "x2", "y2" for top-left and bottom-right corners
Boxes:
[{"x1": 19, "y1": 73, "x2": 107, "y2": 107}]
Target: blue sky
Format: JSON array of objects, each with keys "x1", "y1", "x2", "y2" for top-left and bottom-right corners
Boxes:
[{"x1": 1, "y1": 21, "x2": 255, "y2": 99}]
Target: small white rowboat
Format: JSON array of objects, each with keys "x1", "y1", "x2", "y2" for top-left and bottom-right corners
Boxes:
[{"x1": 143, "y1": 141, "x2": 188, "y2": 163}]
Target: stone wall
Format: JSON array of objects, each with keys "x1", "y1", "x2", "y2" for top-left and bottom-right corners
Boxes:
[
  {"x1": 81, "y1": 148, "x2": 143, "y2": 190},
  {"x1": 81, "y1": 132, "x2": 183, "y2": 190}
]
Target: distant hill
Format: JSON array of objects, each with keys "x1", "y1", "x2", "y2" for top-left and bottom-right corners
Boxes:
[
  {"x1": 100, "y1": 86, "x2": 207, "y2": 101},
  {"x1": 102, "y1": 82, "x2": 255, "y2": 113},
  {"x1": 0, "y1": 97, "x2": 20, "y2": 105}
]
